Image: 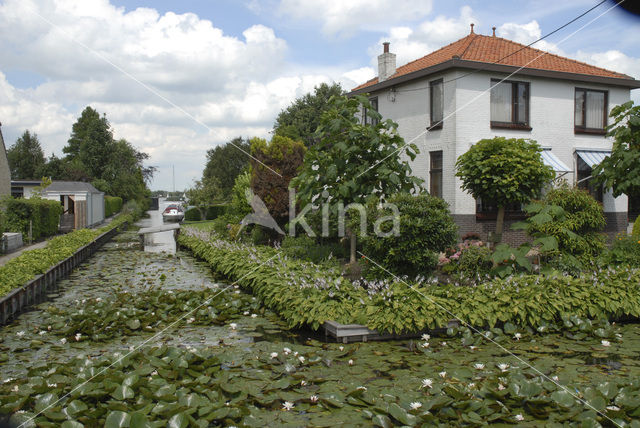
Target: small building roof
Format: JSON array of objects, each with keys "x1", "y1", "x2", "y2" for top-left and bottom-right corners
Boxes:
[
  {"x1": 45, "y1": 181, "x2": 103, "y2": 194},
  {"x1": 351, "y1": 31, "x2": 640, "y2": 94}
]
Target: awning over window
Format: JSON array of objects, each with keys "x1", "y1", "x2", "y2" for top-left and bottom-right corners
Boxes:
[
  {"x1": 576, "y1": 150, "x2": 610, "y2": 168},
  {"x1": 541, "y1": 150, "x2": 571, "y2": 173}
]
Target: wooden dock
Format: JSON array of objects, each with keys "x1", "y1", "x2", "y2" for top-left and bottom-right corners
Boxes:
[{"x1": 323, "y1": 319, "x2": 460, "y2": 343}]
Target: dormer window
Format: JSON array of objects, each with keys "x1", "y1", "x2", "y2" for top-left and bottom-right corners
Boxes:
[{"x1": 490, "y1": 79, "x2": 531, "y2": 130}]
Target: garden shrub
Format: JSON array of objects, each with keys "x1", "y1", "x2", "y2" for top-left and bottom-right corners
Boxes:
[
  {"x1": 280, "y1": 235, "x2": 346, "y2": 263},
  {"x1": 2, "y1": 197, "x2": 63, "y2": 241},
  {"x1": 209, "y1": 213, "x2": 243, "y2": 239},
  {"x1": 605, "y1": 234, "x2": 640, "y2": 267},
  {"x1": 205, "y1": 205, "x2": 229, "y2": 220},
  {"x1": 440, "y1": 241, "x2": 492, "y2": 278},
  {"x1": 230, "y1": 171, "x2": 251, "y2": 216},
  {"x1": 104, "y1": 196, "x2": 123, "y2": 217},
  {"x1": 251, "y1": 225, "x2": 271, "y2": 245},
  {"x1": 184, "y1": 207, "x2": 202, "y2": 221},
  {"x1": 633, "y1": 215, "x2": 640, "y2": 237},
  {"x1": 361, "y1": 193, "x2": 457, "y2": 278},
  {"x1": 526, "y1": 185, "x2": 606, "y2": 265}
]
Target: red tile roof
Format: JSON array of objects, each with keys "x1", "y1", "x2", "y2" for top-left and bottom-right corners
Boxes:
[{"x1": 353, "y1": 33, "x2": 632, "y2": 91}]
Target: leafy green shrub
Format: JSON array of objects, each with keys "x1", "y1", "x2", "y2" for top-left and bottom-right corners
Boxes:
[
  {"x1": 184, "y1": 207, "x2": 202, "y2": 221},
  {"x1": 209, "y1": 213, "x2": 243, "y2": 239},
  {"x1": 633, "y1": 215, "x2": 640, "y2": 237},
  {"x1": 525, "y1": 185, "x2": 606, "y2": 265},
  {"x1": 605, "y1": 234, "x2": 640, "y2": 267},
  {"x1": 280, "y1": 235, "x2": 346, "y2": 263},
  {"x1": 230, "y1": 171, "x2": 251, "y2": 216},
  {"x1": 104, "y1": 195, "x2": 123, "y2": 217},
  {"x1": 361, "y1": 193, "x2": 457, "y2": 277},
  {"x1": 0, "y1": 209, "x2": 4, "y2": 235},
  {"x1": 250, "y1": 225, "x2": 270, "y2": 245},
  {"x1": 1, "y1": 197, "x2": 63, "y2": 240},
  {"x1": 205, "y1": 204, "x2": 228, "y2": 220},
  {"x1": 180, "y1": 228, "x2": 640, "y2": 334},
  {"x1": 454, "y1": 244, "x2": 492, "y2": 278}
]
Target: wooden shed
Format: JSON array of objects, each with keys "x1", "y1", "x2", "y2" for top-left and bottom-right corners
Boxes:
[{"x1": 42, "y1": 182, "x2": 105, "y2": 231}]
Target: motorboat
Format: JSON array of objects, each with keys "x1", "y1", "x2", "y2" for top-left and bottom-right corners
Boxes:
[{"x1": 162, "y1": 204, "x2": 184, "y2": 222}]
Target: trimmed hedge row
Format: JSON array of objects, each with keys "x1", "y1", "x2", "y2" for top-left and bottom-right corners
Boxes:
[
  {"x1": 184, "y1": 207, "x2": 202, "y2": 221},
  {"x1": 0, "y1": 213, "x2": 133, "y2": 298},
  {"x1": 179, "y1": 228, "x2": 640, "y2": 333},
  {"x1": 105, "y1": 196, "x2": 123, "y2": 218},
  {"x1": 2, "y1": 198, "x2": 63, "y2": 241}
]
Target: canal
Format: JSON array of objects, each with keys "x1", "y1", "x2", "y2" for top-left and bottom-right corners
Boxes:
[{"x1": 1, "y1": 213, "x2": 640, "y2": 426}]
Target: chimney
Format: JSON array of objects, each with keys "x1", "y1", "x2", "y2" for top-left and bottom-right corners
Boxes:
[
  {"x1": 492, "y1": 27, "x2": 496, "y2": 37},
  {"x1": 470, "y1": 23, "x2": 474, "y2": 34},
  {"x1": 378, "y1": 42, "x2": 396, "y2": 82}
]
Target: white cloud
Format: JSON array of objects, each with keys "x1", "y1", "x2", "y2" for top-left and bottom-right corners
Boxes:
[
  {"x1": 368, "y1": 6, "x2": 478, "y2": 70},
  {"x1": 497, "y1": 20, "x2": 561, "y2": 54},
  {"x1": 278, "y1": 0, "x2": 433, "y2": 37},
  {"x1": 574, "y1": 50, "x2": 640, "y2": 79}
]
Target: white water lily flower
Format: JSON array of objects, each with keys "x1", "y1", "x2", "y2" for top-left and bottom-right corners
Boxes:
[
  {"x1": 498, "y1": 363, "x2": 509, "y2": 372},
  {"x1": 421, "y1": 342, "x2": 430, "y2": 348},
  {"x1": 60, "y1": 338, "x2": 67, "y2": 344},
  {"x1": 300, "y1": 380, "x2": 307, "y2": 386},
  {"x1": 440, "y1": 342, "x2": 447, "y2": 346},
  {"x1": 95, "y1": 297, "x2": 102, "y2": 302},
  {"x1": 229, "y1": 323, "x2": 237, "y2": 330},
  {"x1": 251, "y1": 314, "x2": 257, "y2": 318},
  {"x1": 421, "y1": 334, "x2": 430, "y2": 341},
  {"x1": 310, "y1": 395, "x2": 319, "y2": 403},
  {"x1": 243, "y1": 311, "x2": 249, "y2": 316},
  {"x1": 234, "y1": 290, "x2": 240, "y2": 294},
  {"x1": 607, "y1": 405, "x2": 620, "y2": 411},
  {"x1": 498, "y1": 384, "x2": 506, "y2": 391},
  {"x1": 298, "y1": 356, "x2": 305, "y2": 363},
  {"x1": 469, "y1": 346, "x2": 477, "y2": 350},
  {"x1": 515, "y1": 414, "x2": 524, "y2": 421},
  {"x1": 552, "y1": 375, "x2": 559, "y2": 382},
  {"x1": 474, "y1": 363, "x2": 485, "y2": 370},
  {"x1": 129, "y1": 346, "x2": 135, "y2": 351},
  {"x1": 348, "y1": 359, "x2": 354, "y2": 366},
  {"x1": 421, "y1": 378, "x2": 433, "y2": 389},
  {"x1": 270, "y1": 352, "x2": 278, "y2": 359},
  {"x1": 601, "y1": 340, "x2": 611, "y2": 347},
  {"x1": 3, "y1": 378, "x2": 14, "y2": 384},
  {"x1": 47, "y1": 383, "x2": 57, "y2": 388},
  {"x1": 16, "y1": 331, "x2": 25, "y2": 337},
  {"x1": 151, "y1": 370, "x2": 158, "y2": 376},
  {"x1": 410, "y1": 402, "x2": 422, "y2": 410},
  {"x1": 468, "y1": 383, "x2": 475, "y2": 388},
  {"x1": 186, "y1": 317, "x2": 195, "y2": 324},
  {"x1": 439, "y1": 371, "x2": 447, "y2": 378},
  {"x1": 39, "y1": 331, "x2": 46, "y2": 335},
  {"x1": 282, "y1": 401, "x2": 294, "y2": 411},
  {"x1": 47, "y1": 325, "x2": 51, "y2": 331},
  {"x1": 75, "y1": 333, "x2": 82, "y2": 341},
  {"x1": 12, "y1": 385, "x2": 18, "y2": 392},
  {"x1": 283, "y1": 347, "x2": 292, "y2": 355},
  {"x1": 357, "y1": 386, "x2": 367, "y2": 391},
  {"x1": 514, "y1": 333, "x2": 522, "y2": 340},
  {"x1": 339, "y1": 346, "x2": 344, "y2": 351}
]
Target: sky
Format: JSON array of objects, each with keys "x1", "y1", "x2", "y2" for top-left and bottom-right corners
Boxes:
[{"x1": 0, "y1": 0, "x2": 639, "y2": 191}]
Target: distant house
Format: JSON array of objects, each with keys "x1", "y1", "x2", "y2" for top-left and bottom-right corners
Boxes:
[
  {"x1": 349, "y1": 25, "x2": 640, "y2": 242},
  {"x1": 41, "y1": 182, "x2": 105, "y2": 231},
  {"x1": 0, "y1": 123, "x2": 10, "y2": 197},
  {"x1": 10, "y1": 180, "x2": 41, "y2": 199}
]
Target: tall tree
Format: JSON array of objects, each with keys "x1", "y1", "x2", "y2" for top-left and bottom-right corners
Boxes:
[
  {"x1": 455, "y1": 137, "x2": 554, "y2": 242},
  {"x1": 593, "y1": 101, "x2": 640, "y2": 198},
  {"x1": 291, "y1": 95, "x2": 423, "y2": 263},
  {"x1": 273, "y1": 82, "x2": 343, "y2": 147},
  {"x1": 202, "y1": 137, "x2": 251, "y2": 199},
  {"x1": 250, "y1": 135, "x2": 306, "y2": 227},
  {"x1": 7, "y1": 130, "x2": 45, "y2": 179},
  {"x1": 65, "y1": 106, "x2": 114, "y2": 179}
]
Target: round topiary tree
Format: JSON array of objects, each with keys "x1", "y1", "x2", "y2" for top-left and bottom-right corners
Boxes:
[
  {"x1": 455, "y1": 137, "x2": 554, "y2": 242},
  {"x1": 361, "y1": 193, "x2": 458, "y2": 277}
]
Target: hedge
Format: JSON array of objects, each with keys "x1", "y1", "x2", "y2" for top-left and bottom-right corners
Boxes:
[
  {"x1": 2, "y1": 197, "x2": 63, "y2": 241},
  {"x1": 179, "y1": 227, "x2": 640, "y2": 334},
  {"x1": 205, "y1": 204, "x2": 229, "y2": 220},
  {"x1": 105, "y1": 196, "x2": 123, "y2": 218},
  {"x1": 184, "y1": 207, "x2": 202, "y2": 221},
  {"x1": 0, "y1": 213, "x2": 134, "y2": 298}
]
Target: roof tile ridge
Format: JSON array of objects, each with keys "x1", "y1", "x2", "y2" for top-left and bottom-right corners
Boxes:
[
  {"x1": 492, "y1": 36, "x2": 631, "y2": 79},
  {"x1": 395, "y1": 34, "x2": 474, "y2": 72},
  {"x1": 458, "y1": 33, "x2": 480, "y2": 59}
]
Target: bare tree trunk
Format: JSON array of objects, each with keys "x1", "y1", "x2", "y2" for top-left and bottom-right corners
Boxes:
[
  {"x1": 349, "y1": 228, "x2": 357, "y2": 264},
  {"x1": 495, "y1": 205, "x2": 505, "y2": 244}
]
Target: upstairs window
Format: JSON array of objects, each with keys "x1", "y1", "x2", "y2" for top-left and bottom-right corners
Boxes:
[
  {"x1": 490, "y1": 79, "x2": 530, "y2": 130},
  {"x1": 429, "y1": 151, "x2": 443, "y2": 198},
  {"x1": 575, "y1": 88, "x2": 607, "y2": 134},
  {"x1": 362, "y1": 97, "x2": 379, "y2": 126},
  {"x1": 430, "y1": 79, "x2": 443, "y2": 130}
]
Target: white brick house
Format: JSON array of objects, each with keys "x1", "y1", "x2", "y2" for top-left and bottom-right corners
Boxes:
[{"x1": 349, "y1": 26, "x2": 640, "y2": 242}]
